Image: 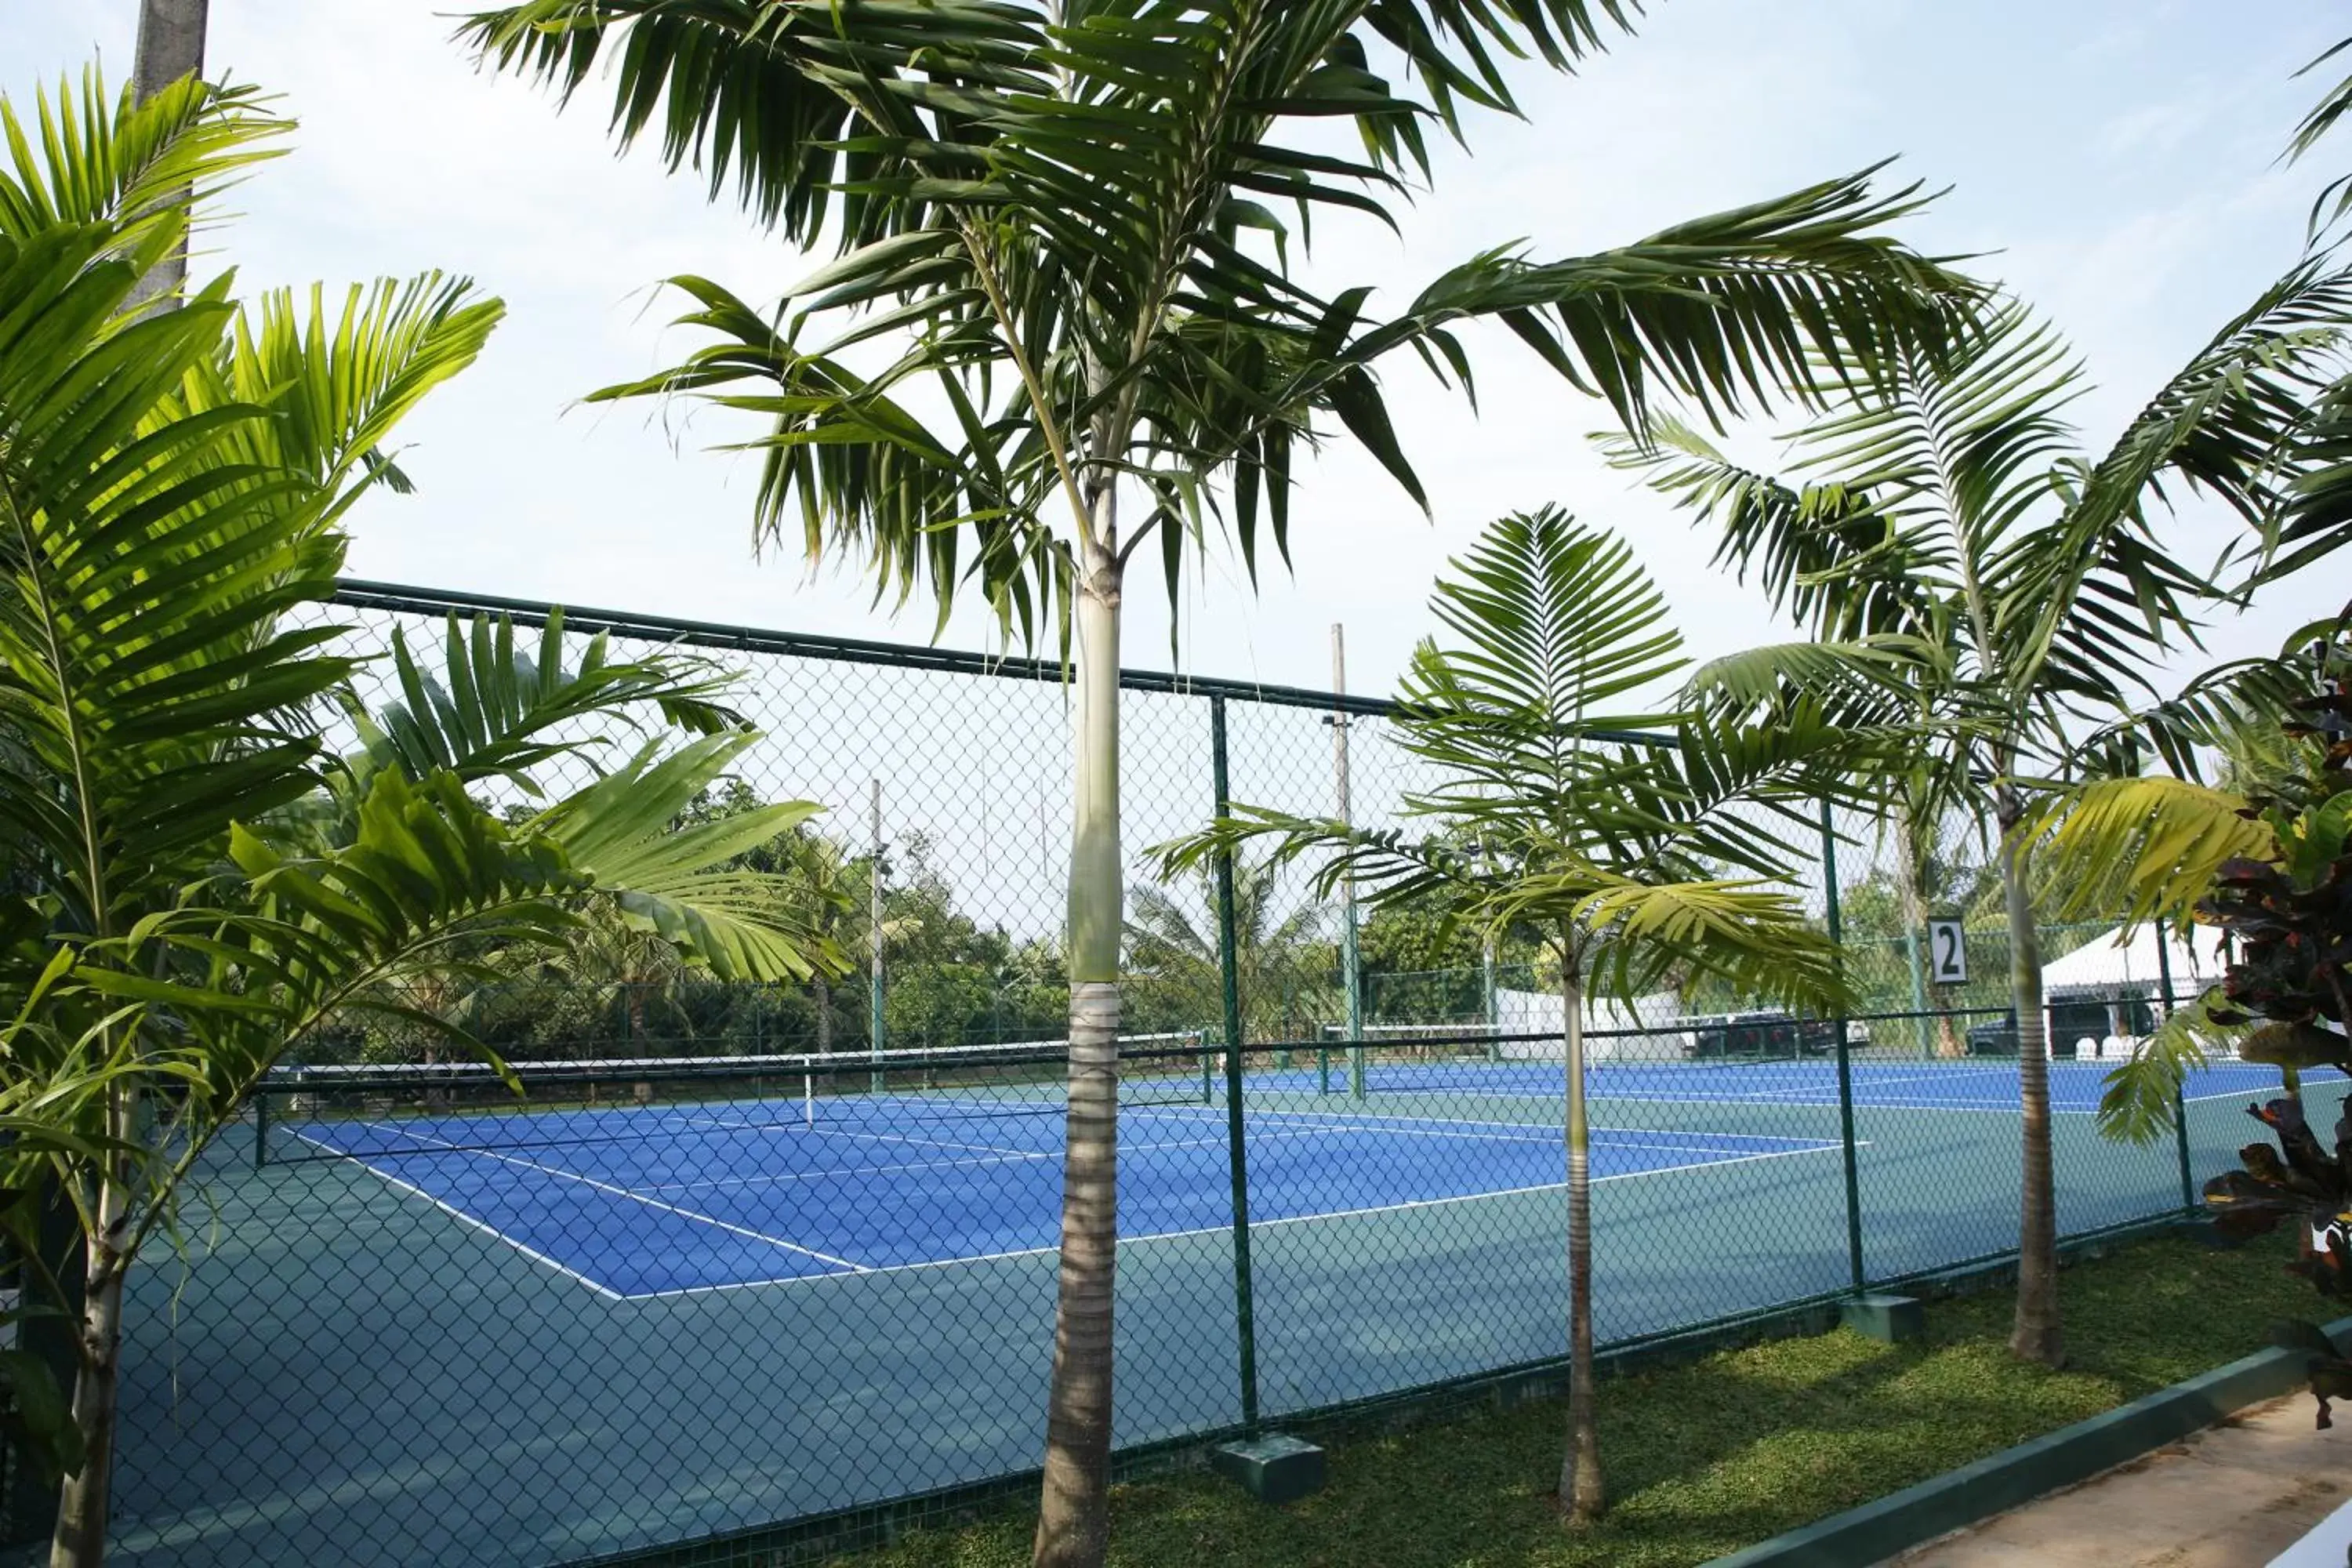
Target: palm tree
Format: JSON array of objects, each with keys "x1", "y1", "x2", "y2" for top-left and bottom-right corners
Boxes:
[
  {"x1": 2018, "y1": 622, "x2": 2342, "y2": 1136},
  {"x1": 461, "y1": 6, "x2": 1980, "y2": 1555},
  {"x1": 0, "y1": 75, "x2": 846, "y2": 1568},
  {"x1": 1126, "y1": 854, "x2": 1324, "y2": 1037},
  {"x1": 1161, "y1": 509, "x2": 1853, "y2": 1521},
  {"x1": 1607, "y1": 278, "x2": 2352, "y2": 1367}
]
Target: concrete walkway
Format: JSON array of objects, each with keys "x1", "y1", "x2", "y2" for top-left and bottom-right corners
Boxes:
[{"x1": 1890, "y1": 1394, "x2": 2351, "y2": 1567}]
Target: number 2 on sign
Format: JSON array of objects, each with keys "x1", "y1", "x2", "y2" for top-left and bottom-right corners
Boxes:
[{"x1": 1927, "y1": 917, "x2": 1967, "y2": 985}]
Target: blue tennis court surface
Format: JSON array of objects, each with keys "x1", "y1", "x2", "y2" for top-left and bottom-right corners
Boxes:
[{"x1": 297, "y1": 1098, "x2": 1835, "y2": 1299}]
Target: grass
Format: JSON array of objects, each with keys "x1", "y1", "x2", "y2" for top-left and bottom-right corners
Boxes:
[{"x1": 840, "y1": 1231, "x2": 2325, "y2": 1567}]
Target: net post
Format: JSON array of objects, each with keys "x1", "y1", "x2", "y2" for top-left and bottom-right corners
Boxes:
[
  {"x1": 2157, "y1": 930, "x2": 2194, "y2": 1215},
  {"x1": 1209, "y1": 695, "x2": 1261, "y2": 1435},
  {"x1": 1822, "y1": 800, "x2": 1865, "y2": 1294},
  {"x1": 1317, "y1": 1030, "x2": 1331, "y2": 1097},
  {"x1": 253, "y1": 1080, "x2": 270, "y2": 1172}
]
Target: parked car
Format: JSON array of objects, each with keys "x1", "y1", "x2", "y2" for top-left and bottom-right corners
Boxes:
[
  {"x1": 1965, "y1": 1017, "x2": 2020, "y2": 1056},
  {"x1": 1963, "y1": 990, "x2": 2161, "y2": 1059},
  {"x1": 1685, "y1": 1010, "x2": 1837, "y2": 1062}
]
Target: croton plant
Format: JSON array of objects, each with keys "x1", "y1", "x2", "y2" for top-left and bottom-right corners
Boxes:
[{"x1": 2198, "y1": 655, "x2": 2352, "y2": 1424}]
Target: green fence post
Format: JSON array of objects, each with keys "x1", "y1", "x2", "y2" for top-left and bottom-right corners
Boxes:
[
  {"x1": 1823, "y1": 801, "x2": 1865, "y2": 1294},
  {"x1": 1210, "y1": 695, "x2": 1261, "y2": 1435},
  {"x1": 2157, "y1": 929, "x2": 2195, "y2": 1215},
  {"x1": 1905, "y1": 927, "x2": 1932, "y2": 1059},
  {"x1": 869, "y1": 778, "x2": 887, "y2": 1094},
  {"x1": 1483, "y1": 936, "x2": 1500, "y2": 1062},
  {"x1": 1330, "y1": 626, "x2": 1365, "y2": 1101}
]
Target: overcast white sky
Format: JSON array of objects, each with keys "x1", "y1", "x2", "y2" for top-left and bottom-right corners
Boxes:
[{"x1": 8, "y1": 1, "x2": 2348, "y2": 706}]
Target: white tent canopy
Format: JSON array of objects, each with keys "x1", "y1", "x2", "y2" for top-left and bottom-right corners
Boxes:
[{"x1": 2038, "y1": 924, "x2": 2231, "y2": 996}]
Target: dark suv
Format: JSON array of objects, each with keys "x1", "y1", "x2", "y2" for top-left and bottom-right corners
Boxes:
[
  {"x1": 1965, "y1": 1017, "x2": 2020, "y2": 1056},
  {"x1": 1686, "y1": 1011, "x2": 1838, "y2": 1062}
]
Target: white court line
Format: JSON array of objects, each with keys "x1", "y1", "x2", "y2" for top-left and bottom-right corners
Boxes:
[
  {"x1": 622, "y1": 1138, "x2": 1853, "y2": 1301},
  {"x1": 289, "y1": 1131, "x2": 627, "y2": 1301},
  {"x1": 337, "y1": 1120, "x2": 873, "y2": 1276}
]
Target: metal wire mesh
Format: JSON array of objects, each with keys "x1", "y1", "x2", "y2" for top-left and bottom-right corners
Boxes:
[{"x1": 77, "y1": 583, "x2": 2249, "y2": 1567}]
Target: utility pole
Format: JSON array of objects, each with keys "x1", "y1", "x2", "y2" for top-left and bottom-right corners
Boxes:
[
  {"x1": 1330, "y1": 626, "x2": 1364, "y2": 1100},
  {"x1": 129, "y1": 0, "x2": 211, "y2": 313}
]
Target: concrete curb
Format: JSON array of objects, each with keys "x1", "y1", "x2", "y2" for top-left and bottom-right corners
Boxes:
[{"x1": 1700, "y1": 1315, "x2": 2352, "y2": 1568}]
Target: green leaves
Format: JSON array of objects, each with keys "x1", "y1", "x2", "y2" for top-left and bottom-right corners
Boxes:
[
  {"x1": 2031, "y1": 777, "x2": 2278, "y2": 928},
  {"x1": 349, "y1": 611, "x2": 743, "y2": 793},
  {"x1": 1158, "y1": 507, "x2": 1850, "y2": 1015},
  {"x1": 534, "y1": 735, "x2": 840, "y2": 982},
  {"x1": 2094, "y1": 988, "x2": 2244, "y2": 1144},
  {"x1": 0, "y1": 66, "x2": 857, "y2": 1364},
  {"x1": 476, "y1": 2, "x2": 1983, "y2": 650}
]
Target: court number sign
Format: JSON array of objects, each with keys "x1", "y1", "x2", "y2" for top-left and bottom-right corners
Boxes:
[{"x1": 1926, "y1": 917, "x2": 1968, "y2": 985}]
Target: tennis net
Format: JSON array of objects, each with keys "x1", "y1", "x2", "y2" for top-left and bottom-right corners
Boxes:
[{"x1": 255, "y1": 1032, "x2": 1211, "y2": 1167}]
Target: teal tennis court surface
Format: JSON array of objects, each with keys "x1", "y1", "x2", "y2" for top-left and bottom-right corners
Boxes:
[
  {"x1": 290, "y1": 1093, "x2": 1839, "y2": 1298},
  {"x1": 118, "y1": 1049, "x2": 2325, "y2": 1566}
]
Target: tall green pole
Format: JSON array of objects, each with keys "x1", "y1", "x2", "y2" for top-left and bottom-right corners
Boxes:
[
  {"x1": 869, "y1": 778, "x2": 886, "y2": 1093},
  {"x1": 1331, "y1": 626, "x2": 1364, "y2": 1101},
  {"x1": 1210, "y1": 696, "x2": 1260, "y2": 1434},
  {"x1": 1483, "y1": 935, "x2": 1500, "y2": 1065},
  {"x1": 2157, "y1": 928, "x2": 2194, "y2": 1215},
  {"x1": 1823, "y1": 801, "x2": 1865, "y2": 1293},
  {"x1": 1904, "y1": 927, "x2": 1931, "y2": 1061}
]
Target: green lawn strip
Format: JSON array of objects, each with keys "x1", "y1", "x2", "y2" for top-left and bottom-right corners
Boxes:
[{"x1": 844, "y1": 1232, "x2": 2320, "y2": 1568}]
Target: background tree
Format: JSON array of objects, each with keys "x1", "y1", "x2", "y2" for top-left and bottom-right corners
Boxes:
[
  {"x1": 1608, "y1": 278, "x2": 2352, "y2": 1367},
  {"x1": 461, "y1": 5, "x2": 1982, "y2": 1555},
  {"x1": 0, "y1": 76, "x2": 845, "y2": 1567},
  {"x1": 1162, "y1": 510, "x2": 1853, "y2": 1523},
  {"x1": 1125, "y1": 854, "x2": 1329, "y2": 1040}
]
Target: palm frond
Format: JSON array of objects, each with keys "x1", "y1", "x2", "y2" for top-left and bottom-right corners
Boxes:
[
  {"x1": 2290, "y1": 36, "x2": 2352, "y2": 240},
  {"x1": 529, "y1": 735, "x2": 839, "y2": 982},
  {"x1": 0, "y1": 69, "x2": 285, "y2": 282},
  {"x1": 189, "y1": 274, "x2": 506, "y2": 521},
  {"x1": 2031, "y1": 776, "x2": 2277, "y2": 926},
  {"x1": 348, "y1": 612, "x2": 744, "y2": 794},
  {"x1": 0, "y1": 231, "x2": 347, "y2": 934},
  {"x1": 2097, "y1": 988, "x2": 2245, "y2": 1145}
]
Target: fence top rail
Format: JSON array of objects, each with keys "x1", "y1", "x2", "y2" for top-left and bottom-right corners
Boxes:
[{"x1": 329, "y1": 579, "x2": 1677, "y2": 743}]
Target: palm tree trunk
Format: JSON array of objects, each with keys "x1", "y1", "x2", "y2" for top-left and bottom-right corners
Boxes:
[
  {"x1": 1034, "y1": 540, "x2": 1123, "y2": 1568},
  {"x1": 1556, "y1": 939, "x2": 1603, "y2": 1523},
  {"x1": 49, "y1": 1177, "x2": 130, "y2": 1568},
  {"x1": 49, "y1": 20, "x2": 218, "y2": 1559},
  {"x1": 1999, "y1": 792, "x2": 2063, "y2": 1367},
  {"x1": 128, "y1": 0, "x2": 209, "y2": 312},
  {"x1": 815, "y1": 973, "x2": 833, "y2": 1055}
]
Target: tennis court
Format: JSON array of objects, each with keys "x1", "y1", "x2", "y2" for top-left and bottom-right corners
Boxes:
[
  {"x1": 290, "y1": 1084, "x2": 1841, "y2": 1298},
  {"x1": 107, "y1": 1044, "x2": 2317, "y2": 1567}
]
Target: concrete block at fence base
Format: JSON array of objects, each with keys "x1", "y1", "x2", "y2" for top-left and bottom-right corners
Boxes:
[
  {"x1": 1840, "y1": 1294, "x2": 1926, "y2": 1344},
  {"x1": 1210, "y1": 1433, "x2": 1326, "y2": 1504}
]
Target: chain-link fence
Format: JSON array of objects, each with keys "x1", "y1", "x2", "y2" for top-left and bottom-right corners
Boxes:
[{"x1": 74, "y1": 582, "x2": 2263, "y2": 1567}]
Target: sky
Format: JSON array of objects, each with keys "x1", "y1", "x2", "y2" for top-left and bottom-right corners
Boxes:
[{"x1": 8, "y1": 2, "x2": 2349, "y2": 708}]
